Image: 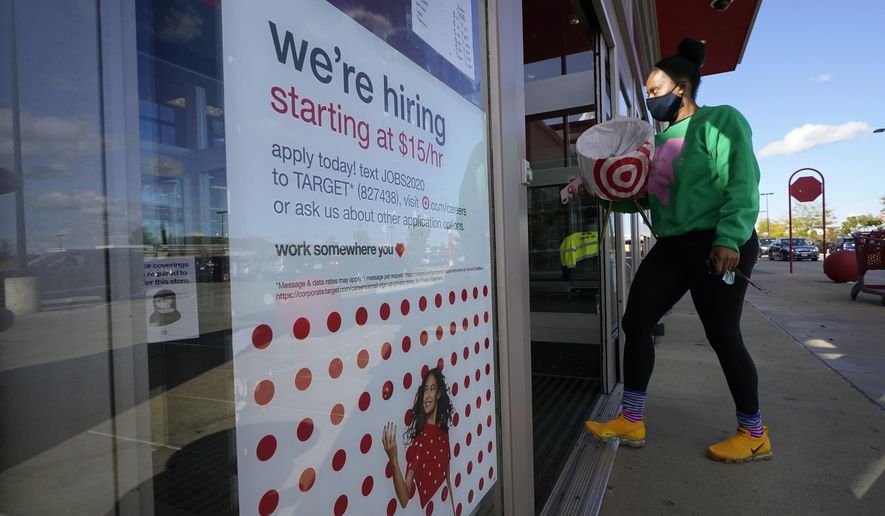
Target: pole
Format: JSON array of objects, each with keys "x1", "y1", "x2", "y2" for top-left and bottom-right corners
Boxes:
[
  {"x1": 788, "y1": 188, "x2": 793, "y2": 274},
  {"x1": 761, "y1": 192, "x2": 774, "y2": 236},
  {"x1": 787, "y1": 168, "x2": 826, "y2": 275},
  {"x1": 821, "y1": 177, "x2": 826, "y2": 265},
  {"x1": 8, "y1": 0, "x2": 27, "y2": 272}
]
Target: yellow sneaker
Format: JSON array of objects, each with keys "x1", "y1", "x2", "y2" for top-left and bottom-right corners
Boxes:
[
  {"x1": 708, "y1": 427, "x2": 772, "y2": 463},
  {"x1": 583, "y1": 413, "x2": 646, "y2": 447}
]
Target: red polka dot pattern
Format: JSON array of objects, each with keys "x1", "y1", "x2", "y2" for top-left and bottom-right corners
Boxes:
[
  {"x1": 297, "y1": 418, "x2": 314, "y2": 442},
  {"x1": 328, "y1": 358, "x2": 343, "y2": 379},
  {"x1": 259, "y1": 490, "x2": 279, "y2": 516},
  {"x1": 295, "y1": 368, "x2": 312, "y2": 391},
  {"x1": 361, "y1": 475, "x2": 374, "y2": 496},
  {"x1": 254, "y1": 380, "x2": 275, "y2": 405},
  {"x1": 360, "y1": 434, "x2": 372, "y2": 454},
  {"x1": 241, "y1": 282, "x2": 496, "y2": 515},
  {"x1": 359, "y1": 392, "x2": 371, "y2": 411},
  {"x1": 332, "y1": 449, "x2": 347, "y2": 471},
  {"x1": 355, "y1": 307, "x2": 368, "y2": 326},
  {"x1": 252, "y1": 324, "x2": 273, "y2": 349},
  {"x1": 327, "y1": 312, "x2": 342, "y2": 332},
  {"x1": 357, "y1": 349, "x2": 370, "y2": 369},
  {"x1": 330, "y1": 404, "x2": 345, "y2": 425},
  {"x1": 256, "y1": 435, "x2": 276, "y2": 462},
  {"x1": 299, "y1": 468, "x2": 316, "y2": 492},
  {"x1": 334, "y1": 494, "x2": 348, "y2": 516},
  {"x1": 293, "y1": 317, "x2": 310, "y2": 340},
  {"x1": 382, "y1": 381, "x2": 394, "y2": 400}
]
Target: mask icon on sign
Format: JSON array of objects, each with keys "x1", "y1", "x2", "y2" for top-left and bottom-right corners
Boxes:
[{"x1": 149, "y1": 289, "x2": 182, "y2": 327}]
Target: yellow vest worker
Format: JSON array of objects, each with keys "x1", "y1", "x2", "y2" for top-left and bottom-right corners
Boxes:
[{"x1": 560, "y1": 231, "x2": 599, "y2": 268}]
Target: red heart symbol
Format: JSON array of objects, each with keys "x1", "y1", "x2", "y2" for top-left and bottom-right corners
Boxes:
[{"x1": 395, "y1": 243, "x2": 405, "y2": 257}]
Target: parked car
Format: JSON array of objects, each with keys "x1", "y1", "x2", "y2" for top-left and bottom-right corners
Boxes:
[
  {"x1": 768, "y1": 238, "x2": 820, "y2": 261},
  {"x1": 758, "y1": 237, "x2": 775, "y2": 257},
  {"x1": 835, "y1": 236, "x2": 855, "y2": 251}
]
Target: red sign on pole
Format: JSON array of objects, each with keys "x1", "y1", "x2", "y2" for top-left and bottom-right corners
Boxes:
[
  {"x1": 788, "y1": 169, "x2": 826, "y2": 274},
  {"x1": 790, "y1": 176, "x2": 822, "y2": 203}
]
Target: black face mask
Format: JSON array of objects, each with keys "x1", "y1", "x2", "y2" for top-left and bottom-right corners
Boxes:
[{"x1": 646, "y1": 89, "x2": 683, "y2": 123}]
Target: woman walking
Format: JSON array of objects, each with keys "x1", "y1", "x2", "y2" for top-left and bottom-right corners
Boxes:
[{"x1": 584, "y1": 38, "x2": 771, "y2": 463}]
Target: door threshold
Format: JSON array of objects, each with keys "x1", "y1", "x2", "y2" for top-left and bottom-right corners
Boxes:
[{"x1": 539, "y1": 384, "x2": 622, "y2": 516}]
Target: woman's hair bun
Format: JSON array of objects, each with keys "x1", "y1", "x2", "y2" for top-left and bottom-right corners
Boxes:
[{"x1": 677, "y1": 38, "x2": 706, "y2": 67}]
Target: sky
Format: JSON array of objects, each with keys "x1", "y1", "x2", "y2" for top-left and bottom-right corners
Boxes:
[{"x1": 699, "y1": 0, "x2": 885, "y2": 228}]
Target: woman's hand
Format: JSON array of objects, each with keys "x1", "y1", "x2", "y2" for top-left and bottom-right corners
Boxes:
[
  {"x1": 382, "y1": 422, "x2": 398, "y2": 461},
  {"x1": 709, "y1": 246, "x2": 739, "y2": 275}
]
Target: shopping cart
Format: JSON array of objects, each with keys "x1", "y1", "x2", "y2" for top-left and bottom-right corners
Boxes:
[{"x1": 849, "y1": 230, "x2": 885, "y2": 306}]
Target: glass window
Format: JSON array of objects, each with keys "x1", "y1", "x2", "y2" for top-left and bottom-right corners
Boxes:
[
  {"x1": 2, "y1": 1, "x2": 495, "y2": 514},
  {"x1": 523, "y1": 0, "x2": 594, "y2": 81}
]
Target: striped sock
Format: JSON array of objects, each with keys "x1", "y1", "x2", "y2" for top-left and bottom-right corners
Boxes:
[
  {"x1": 621, "y1": 388, "x2": 646, "y2": 423},
  {"x1": 736, "y1": 410, "x2": 763, "y2": 438}
]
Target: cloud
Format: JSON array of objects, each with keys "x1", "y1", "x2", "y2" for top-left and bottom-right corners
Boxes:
[
  {"x1": 26, "y1": 163, "x2": 73, "y2": 180},
  {"x1": 30, "y1": 189, "x2": 113, "y2": 215},
  {"x1": 345, "y1": 7, "x2": 396, "y2": 40},
  {"x1": 0, "y1": 108, "x2": 100, "y2": 162},
  {"x1": 758, "y1": 122, "x2": 872, "y2": 158},
  {"x1": 810, "y1": 73, "x2": 832, "y2": 82},
  {"x1": 158, "y1": 6, "x2": 204, "y2": 44}
]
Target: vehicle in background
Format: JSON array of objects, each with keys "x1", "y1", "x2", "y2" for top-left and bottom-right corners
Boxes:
[
  {"x1": 758, "y1": 237, "x2": 775, "y2": 257},
  {"x1": 768, "y1": 238, "x2": 820, "y2": 261},
  {"x1": 835, "y1": 236, "x2": 855, "y2": 251}
]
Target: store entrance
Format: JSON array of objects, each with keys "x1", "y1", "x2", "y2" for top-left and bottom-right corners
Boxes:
[{"x1": 522, "y1": 1, "x2": 608, "y2": 510}]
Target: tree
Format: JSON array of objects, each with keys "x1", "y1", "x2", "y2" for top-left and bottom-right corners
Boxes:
[
  {"x1": 757, "y1": 219, "x2": 787, "y2": 238},
  {"x1": 840, "y1": 215, "x2": 881, "y2": 236},
  {"x1": 790, "y1": 201, "x2": 836, "y2": 241}
]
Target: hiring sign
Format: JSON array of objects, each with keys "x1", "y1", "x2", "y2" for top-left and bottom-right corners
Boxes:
[{"x1": 222, "y1": 1, "x2": 496, "y2": 514}]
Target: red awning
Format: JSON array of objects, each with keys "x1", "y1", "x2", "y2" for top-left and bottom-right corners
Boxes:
[{"x1": 655, "y1": 0, "x2": 761, "y2": 75}]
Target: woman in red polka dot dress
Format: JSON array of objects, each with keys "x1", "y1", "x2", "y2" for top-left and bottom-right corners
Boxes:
[{"x1": 383, "y1": 368, "x2": 456, "y2": 514}]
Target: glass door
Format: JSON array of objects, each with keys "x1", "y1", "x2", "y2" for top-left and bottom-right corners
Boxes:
[{"x1": 521, "y1": 0, "x2": 605, "y2": 509}]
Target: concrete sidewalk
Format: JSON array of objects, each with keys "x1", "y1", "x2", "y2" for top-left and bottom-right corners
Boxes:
[{"x1": 600, "y1": 260, "x2": 885, "y2": 515}]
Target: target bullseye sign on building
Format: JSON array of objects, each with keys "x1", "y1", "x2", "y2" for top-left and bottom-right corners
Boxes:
[{"x1": 222, "y1": 0, "x2": 497, "y2": 514}]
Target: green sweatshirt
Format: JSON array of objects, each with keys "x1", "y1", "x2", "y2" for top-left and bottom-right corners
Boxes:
[{"x1": 617, "y1": 105, "x2": 760, "y2": 251}]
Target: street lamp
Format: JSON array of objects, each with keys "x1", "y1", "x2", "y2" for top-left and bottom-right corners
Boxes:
[{"x1": 760, "y1": 192, "x2": 774, "y2": 236}]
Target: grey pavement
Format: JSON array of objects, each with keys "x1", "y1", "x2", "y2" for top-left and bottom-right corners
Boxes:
[
  {"x1": 601, "y1": 258, "x2": 885, "y2": 515},
  {"x1": 747, "y1": 259, "x2": 885, "y2": 407}
]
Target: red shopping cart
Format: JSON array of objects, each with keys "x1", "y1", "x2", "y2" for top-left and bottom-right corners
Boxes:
[{"x1": 850, "y1": 230, "x2": 885, "y2": 306}]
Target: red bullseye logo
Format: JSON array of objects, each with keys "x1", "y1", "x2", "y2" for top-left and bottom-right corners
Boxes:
[{"x1": 590, "y1": 140, "x2": 652, "y2": 200}]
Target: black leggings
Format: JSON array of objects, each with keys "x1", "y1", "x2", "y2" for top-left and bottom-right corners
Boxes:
[{"x1": 623, "y1": 229, "x2": 760, "y2": 414}]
